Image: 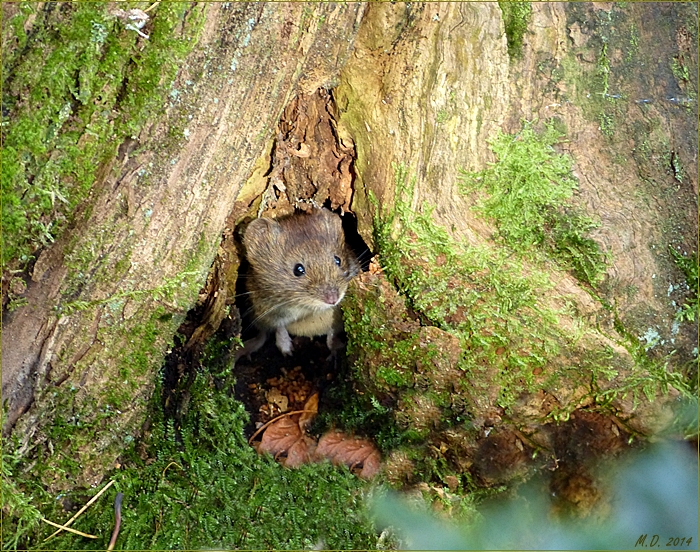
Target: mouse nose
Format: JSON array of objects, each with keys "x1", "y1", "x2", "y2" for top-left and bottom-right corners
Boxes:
[{"x1": 321, "y1": 287, "x2": 340, "y2": 305}]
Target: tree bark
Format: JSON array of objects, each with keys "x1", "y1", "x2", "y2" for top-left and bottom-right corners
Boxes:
[
  {"x1": 2, "y1": 1, "x2": 366, "y2": 490},
  {"x1": 2, "y1": 1, "x2": 696, "y2": 497},
  {"x1": 334, "y1": 2, "x2": 697, "y2": 486}
]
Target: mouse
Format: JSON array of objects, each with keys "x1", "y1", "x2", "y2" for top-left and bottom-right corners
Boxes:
[{"x1": 235, "y1": 208, "x2": 360, "y2": 360}]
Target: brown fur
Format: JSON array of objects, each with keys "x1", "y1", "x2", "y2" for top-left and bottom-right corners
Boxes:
[{"x1": 239, "y1": 208, "x2": 359, "y2": 356}]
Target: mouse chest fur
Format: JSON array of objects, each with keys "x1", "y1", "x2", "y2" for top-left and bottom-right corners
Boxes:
[{"x1": 237, "y1": 208, "x2": 359, "y2": 358}]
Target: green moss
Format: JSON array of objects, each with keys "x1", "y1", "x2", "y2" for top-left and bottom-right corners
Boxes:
[
  {"x1": 1, "y1": 436, "x2": 44, "y2": 551},
  {"x1": 554, "y1": 24, "x2": 619, "y2": 139},
  {"x1": 498, "y1": 0, "x2": 532, "y2": 59},
  {"x1": 55, "y1": 270, "x2": 202, "y2": 316},
  {"x1": 458, "y1": 121, "x2": 608, "y2": 286},
  {"x1": 376, "y1": 365, "x2": 413, "y2": 388},
  {"x1": 314, "y1": 375, "x2": 403, "y2": 451},
  {"x1": 597, "y1": 42, "x2": 611, "y2": 97},
  {"x1": 625, "y1": 23, "x2": 639, "y2": 61},
  {"x1": 3, "y1": 350, "x2": 382, "y2": 550},
  {"x1": 669, "y1": 248, "x2": 699, "y2": 324},
  {"x1": 371, "y1": 166, "x2": 580, "y2": 408},
  {"x1": 671, "y1": 57, "x2": 690, "y2": 84},
  {"x1": 335, "y1": 160, "x2": 692, "y2": 485},
  {"x1": 1, "y1": 2, "x2": 205, "y2": 272}
]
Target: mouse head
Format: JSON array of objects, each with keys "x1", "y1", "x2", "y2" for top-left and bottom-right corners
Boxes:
[{"x1": 243, "y1": 209, "x2": 360, "y2": 311}]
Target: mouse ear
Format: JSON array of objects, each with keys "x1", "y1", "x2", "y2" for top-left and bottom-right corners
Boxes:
[{"x1": 243, "y1": 217, "x2": 280, "y2": 253}]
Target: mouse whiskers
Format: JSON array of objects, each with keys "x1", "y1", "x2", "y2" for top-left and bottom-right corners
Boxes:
[{"x1": 244, "y1": 296, "x2": 306, "y2": 330}]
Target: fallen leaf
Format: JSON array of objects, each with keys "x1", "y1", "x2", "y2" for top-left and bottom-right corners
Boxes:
[
  {"x1": 257, "y1": 411, "x2": 318, "y2": 468},
  {"x1": 298, "y1": 393, "x2": 318, "y2": 432},
  {"x1": 258, "y1": 416, "x2": 301, "y2": 457},
  {"x1": 252, "y1": 395, "x2": 380, "y2": 477},
  {"x1": 359, "y1": 449, "x2": 381, "y2": 479},
  {"x1": 316, "y1": 430, "x2": 381, "y2": 478},
  {"x1": 285, "y1": 436, "x2": 317, "y2": 468}
]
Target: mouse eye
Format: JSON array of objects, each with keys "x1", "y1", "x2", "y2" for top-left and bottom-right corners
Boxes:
[
  {"x1": 293, "y1": 263, "x2": 306, "y2": 277},
  {"x1": 334, "y1": 255, "x2": 342, "y2": 267}
]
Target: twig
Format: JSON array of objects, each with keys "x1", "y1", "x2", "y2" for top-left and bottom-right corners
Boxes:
[
  {"x1": 40, "y1": 518, "x2": 97, "y2": 539},
  {"x1": 247, "y1": 409, "x2": 317, "y2": 444},
  {"x1": 143, "y1": 1, "x2": 160, "y2": 13},
  {"x1": 43, "y1": 480, "x2": 115, "y2": 542},
  {"x1": 161, "y1": 461, "x2": 183, "y2": 479},
  {"x1": 107, "y1": 493, "x2": 124, "y2": 551}
]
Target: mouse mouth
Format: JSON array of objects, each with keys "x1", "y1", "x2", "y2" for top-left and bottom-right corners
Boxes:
[{"x1": 313, "y1": 298, "x2": 339, "y2": 310}]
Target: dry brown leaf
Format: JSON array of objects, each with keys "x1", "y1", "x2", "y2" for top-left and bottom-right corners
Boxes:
[
  {"x1": 257, "y1": 408, "x2": 318, "y2": 467},
  {"x1": 258, "y1": 416, "x2": 301, "y2": 457},
  {"x1": 316, "y1": 430, "x2": 381, "y2": 478},
  {"x1": 359, "y1": 449, "x2": 381, "y2": 479},
  {"x1": 298, "y1": 393, "x2": 318, "y2": 432},
  {"x1": 285, "y1": 436, "x2": 317, "y2": 468},
  {"x1": 253, "y1": 394, "x2": 379, "y2": 477}
]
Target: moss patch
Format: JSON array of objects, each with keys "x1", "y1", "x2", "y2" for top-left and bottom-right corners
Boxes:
[
  {"x1": 1, "y1": 2, "x2": 205, "y2": 272},
  {"x1": 669, "y1": 248, "x2": 699, "y2": 324},
  {"x1": 333, "y1": 161, "x2": 691, "y2": 488},
  {"x1": 458, "y1": 121, "x2": 608, "y2": 286},
  {"x1": 2, "y1": 337, "x2": 382, "y2": 550},
  {"x1": 499, "y1": 0, "x2": 532, "y2": 59}
]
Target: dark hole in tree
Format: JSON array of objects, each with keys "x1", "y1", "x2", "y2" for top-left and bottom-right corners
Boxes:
[{"x1": 231, "y1": 207, "x2": 372, "y2": 437}]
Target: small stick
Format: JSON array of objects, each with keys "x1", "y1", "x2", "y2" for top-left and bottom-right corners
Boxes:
[
  {"x1": 161, "y1": 461, "x2": 183, "y2": 479},
  {"x1": 44, "y1": 480, "x2": 115, "y2": 542},
  {"x1": 40, "y1": 518, "x2": 97, "y2": 539},
  {"x1": 107, "y1": 493, "x2": 124, "y2": 551},
  {"x1": 143, "y1": 1, "x2": 160, "y2": 13},
  {"x1": 247, "y1": 409, "x2": 317, "y2": 444}
]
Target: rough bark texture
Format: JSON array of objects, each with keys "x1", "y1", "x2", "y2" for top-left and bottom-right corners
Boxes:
[
  {"x1": 339, "y1": 2, "x2": 696, "y2": 351},
  {"x1": 2, "y1": 2, "x2": 365, "y2": 490},
  {"x1": 337, "y1": 2, "x2": 512, "y2": 245},
  {"x1": 2, "y1": 0, "x2": 696, "y2": 507},
  {"x1": 334, "y1": 2, "x2": 696, "y2": 490}
]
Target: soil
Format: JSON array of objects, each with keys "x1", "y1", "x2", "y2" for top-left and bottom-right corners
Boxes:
[{"x1": 233, "y1": 339, "x2": 335, "y2": 435}]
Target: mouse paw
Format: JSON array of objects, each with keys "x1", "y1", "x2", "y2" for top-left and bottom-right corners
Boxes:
[
  {"x1": 326, "y1": 331, "x2": 345, "y2": 353},
  {"x1": 275, "y1": 326, "x2": 294, "y2": 356},
  {"x1": 234, "y1": 331, "x2": 268, "y2": 363}
]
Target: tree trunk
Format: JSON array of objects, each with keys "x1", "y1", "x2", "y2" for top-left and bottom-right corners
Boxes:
[
  {"x1": 2, "y1": 0, "x2": 696, "y2": 509},
  {"x1": 2, "y1": 1, "x2": 366, "y2": 490},
  {"x1": 335, "y1": 2, "x2": 697, "y2": 487}
]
